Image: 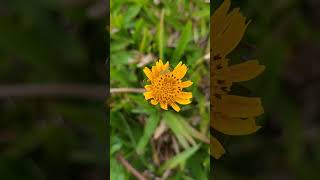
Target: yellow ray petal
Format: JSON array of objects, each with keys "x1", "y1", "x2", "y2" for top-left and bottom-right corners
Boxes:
[
  {"x1": 211, "y1": 0, "x2": 231, "y2": 37},
  {"x1": 175, "y1": 98, "x2": 191, "y2": 105},
  {"x1": 144, "y1": 92, "x2": 153, "y2": 100},
  {"x1": 216, "y1": 60, "x2": 265, "y2": 82},
  {"x1": 151, "y1": 99, "x2": 158, "y2": 105},
  {"x1": 144, "y1": 85, "x2": 152, "y2": 91},
  {"x1": 178, "y1": 92, "x2": 192, "y2": 99},
  {"x1": 160, "y1": 102, "x2": 168, "y2": 110},
  {"x1": 216, "y1": 95, "x2": 264, "y2": 118},
  {"x1": 172, "y1": 62, "x2": 182, "y2": 75},
  {"x1": 170, "y1": 103, "x2": 180, "y2": 112},
  {"x1": 151, "y1": 65, "x2": 158, "y2": 74},
  {"x1": 210, "y1": 136, "x2": 225, "y2": 159},
  {"x1": 180, "y1": 81, "x2": 193, "y2": 88},
  {"x1": 163, "y1": 61, "x2": 169, "y2": 71},
  {"x1": 212, "y1": 114, "x2": 261, "y2": 135},
  {"x1": 143, "y1": 67, "x2": 152, "y2": 80},
  {"x1": 213, "y1": 8, "x2": 249, "y2": 57},
  {"x1": 173, "y1": 64, "x2": 188, "y2": 79},
  {"x1": 156, "y1": 59, "x2": 164, "y2": 71}
]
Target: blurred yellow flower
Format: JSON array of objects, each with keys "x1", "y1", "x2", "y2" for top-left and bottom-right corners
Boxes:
[
  {"x1": 211, "y1": 0, "x2": 265, "y2": 159},
  {"x1": 143, "y1": 60, "x2": 193, "y2": 112}
]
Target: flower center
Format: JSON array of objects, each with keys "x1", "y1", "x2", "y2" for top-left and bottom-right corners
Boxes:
[{"x1": 152, "y1": 72, "x2": 181, "y2": 104}]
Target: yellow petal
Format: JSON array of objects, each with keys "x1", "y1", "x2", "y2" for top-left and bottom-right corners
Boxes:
[
  {"x1": 216, "y1": 60, "x2": 265, "y2": 82},
  {"x1": 180, "y1": 81, "x2": 193, "y2": 88},
  {"x1": 175, "y1": 98, "x2": 191, "y2": 105},
  {"x1": 178, "y1": 92, "x2": 192, "y2": 99},
  {"x1": 156, "y1": 59, "x2": 164, "y2": 71},
  {"x1": 211, "y1": 0, "x2": 231, "y2": 37},
  {"x1": 144, "y1": 85, "x2": 152, "y2": 91},
  {"x1": 152, "y1": 66, "x2": 157, "y2": 74},
  {"x1": 144, "y1": 92, "x2": 153, "y2": 100},
  {"x1": 216, "y1": 95, "x2": 264, "y2": 118},
  {"x1": 213, "y1": 8, "x2": 249, "y2": 57},
  {"x1": 170, "y1": 103, "x2": 180, "y2": 112},
  {"x1": 173, "y1": 62, "x2": 182, "y2": 72},
  {"x1": 173, "y1": 63, "x2": 188, "y2": 79},
  {"x1": 151, "y1": 99, "x2": 158, "y2": 105},
  {"x1": 210, "y1": 136, "x2": 225, "y2": 159},
  {"x1": 163, "y1": 61, "x2": 169, "y2": 69},
  {"x1": 172, "y1": 62, "x2": 182, "y2": 76},
  {"x1": 160, "y1": 102, "x2": 168, "y2": 110},
  {"x1": 212, "y1": 114, "x2": 261, "y2": 135},
  {"x1": 143, "y1": 67, "x2": 152, "y2": 80}
]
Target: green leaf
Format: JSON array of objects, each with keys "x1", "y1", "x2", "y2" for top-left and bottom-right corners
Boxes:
[
  {"x1": 172, "y1": 21, "x2": 192, "y2": 64},
  {"x1": 163, "y1": 112, "x2": 196, "y2": 148},
  {"x1": 124, "y1": 5, "x2": 141, "y2": 27},
  {"x1": 157, "y1": 9, "x2": 165, "y2": 59},
  {"x1": 136, "y1": 112, "x2": 160, "y2": 154},
  {"x1": 159, "y1": 144, "x2": 200, "y2": 173},
  {"x1": 179, "y1": 118, "x2": 209, "y2": 144},
  {"x1": 139, "y1": 28, "x2": 150, "y2": 53}
]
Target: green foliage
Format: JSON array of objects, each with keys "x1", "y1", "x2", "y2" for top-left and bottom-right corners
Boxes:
[{"x1": 110, "y1": 0, "x2": 210, "y2": 179}]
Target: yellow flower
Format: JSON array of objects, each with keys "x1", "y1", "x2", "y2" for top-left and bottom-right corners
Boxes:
[
  {"x1": 211, "y1": 0, "x2": 265, "y2": 159},
  {"x1": 143, "y1": 60, "x2": 193, "y2": 112}
]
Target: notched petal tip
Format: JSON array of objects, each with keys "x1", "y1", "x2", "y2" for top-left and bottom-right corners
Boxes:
[
  {"x1": 170, "y1": 103, "x2": 181, "y2": 112},
  {"x1": 143, "y1": 67, "x2": 152, "y2": 79},
  {"x1": 151, "y1": 99, "x2": 159, "y2": 105},
  {"x1": 144, "y1": 85, "x2": 152, "y2": 91},
  {"x1": 160, "y1": 103, "x2": 168, "y2": 110},
  {"x1": 180, "y1": 80, "x2": 193, "y2": 88},
  {"x1": 210, "y1": 136, "x2": 226, "y2": 159},
  {"x1": 175, "y1": 98, "x2": 192, "y2": 105},
  {"x1": 143, "y1": 92, "x2": 153, "y2": 100}
]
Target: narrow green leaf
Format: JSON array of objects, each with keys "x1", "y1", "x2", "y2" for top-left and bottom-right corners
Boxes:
[
  {"x1": 136, "y1": 112, "x2": 160, "y2": 154},
  {"x1": 124, "y1": 5, "x2": 141, "y2": 25},
  {"x1": 172, "y1": 21, "x2": 192, "y2": 64},
  {"x1": 163, "y1": 112, "x2": 196, "y2": 147},
  {"x1": 157, "y1": 9, "x2": 165, "y2": 59},
  {"x1": 139, "y1": 28, "x2": 149, "y2": 52},
  {"x1": 176, "y1": 134, "x2": 190, "y2": 149},
  {"x1": 180, "y1": 119, "x2": 209, "y2": 144},
  {"x1": 124, "y1": 6, "x2": 141, "y2": 28},
  {"x1": 159, "y1": 144, "x2": 200, "y2": 173}
]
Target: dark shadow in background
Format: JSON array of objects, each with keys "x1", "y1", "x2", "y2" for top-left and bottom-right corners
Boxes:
[
  {"x1": 0, "y1": 0, "x2": 108, "y2": 179},
  {"x1": 212, "y1": 0, "x2": 320, "y2": 179}
]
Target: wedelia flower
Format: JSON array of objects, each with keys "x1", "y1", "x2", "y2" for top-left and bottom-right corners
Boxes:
[
  {"x1": 211, "y1": 0, "x2": 265, "y2": 159},
  {"x1": 143, "y1": 60, "x2": 193, "y2": 112}
]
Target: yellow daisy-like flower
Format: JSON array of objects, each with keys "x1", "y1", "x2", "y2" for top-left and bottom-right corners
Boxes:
[
  {"x1": 211, "y1": 0, "x2": 265, "y2": 159},
  {"x1": 143, "y1": 60, "x2": 193, "y2": 112}
]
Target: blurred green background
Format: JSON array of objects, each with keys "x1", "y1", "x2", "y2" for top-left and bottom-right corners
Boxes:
[
  {"x1": 212, "y1": 0, "x2": 320, "y2": 179},
  {"x1": 0, "y1": 0, "x2": 107, "y2": 179},
  {"x1": 110, "y1": 0, "x2": 210, "y2": 179},
  {"x1": 2, "y1": 0, "x2": 320, "y2": 179}
]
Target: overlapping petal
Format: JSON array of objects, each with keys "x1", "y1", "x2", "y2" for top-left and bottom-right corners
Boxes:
[
  {"x1": 143, "y1": 60, "x2": 192, "y2": 112},
  {"x1": 211, "y1": 0, "x2": 265, "y2": 159}
]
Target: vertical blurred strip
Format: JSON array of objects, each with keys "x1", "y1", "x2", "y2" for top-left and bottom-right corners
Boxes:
[{"x1": 106, "y1": 0, "x2": 110, "y2": 178}]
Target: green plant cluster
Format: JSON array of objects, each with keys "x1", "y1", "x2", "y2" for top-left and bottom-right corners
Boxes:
[{"x1": 110, "y1": 0, "x2": 210, "y2": 179}]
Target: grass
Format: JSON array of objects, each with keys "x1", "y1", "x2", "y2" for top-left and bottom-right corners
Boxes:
[{"x1": 110, "y1": 0, "x2": 210, "y2": 179}]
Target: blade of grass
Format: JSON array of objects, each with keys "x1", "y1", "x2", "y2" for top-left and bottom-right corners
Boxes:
[
  {"x1": 158, "y1": 144, "x2": 200, "y2": 173},
  {"x1": 172, "y1": 21, "x2": 192, "y2": 64},
  {"x1": 136, "y1": 111, "x2": 160, "y2": 155},
  {"x1": 157, "y1": 9, "x2": 165, "y2": 59},
  {"x1": 163, "y1": 112, "x2": 196, "y2": 147},
  {"x1": 139, "y1": 28, "x2": 149, "y2": 52},
  {"x1": 179, "y1": 118, "x2": 209, "y2": 144}
]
